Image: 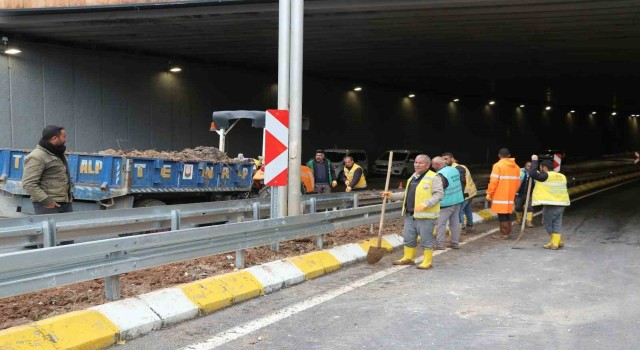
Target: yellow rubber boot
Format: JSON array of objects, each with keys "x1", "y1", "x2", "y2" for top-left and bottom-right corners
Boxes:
[
  {"x1": 558, "y1": 236, "x2": 564, "y2": 248},
  {"x1": 549, "y1": 233, "x2": 561, "y2": 250},
  {"x1": 543, "y1": 234, "x2": 554, "y2": 249},
  {"x1": 515, "y1": 211, "x2": 523, "y2": 224},
  {"x1": 526, "y1": 212, "x2": 534, "y2": 228},
  {"x1": 393, "y1": 246, "x2": 416, "y2": 265},
  {"x1": 416, "y1": 249, "x2": 433, "y2": 270}
]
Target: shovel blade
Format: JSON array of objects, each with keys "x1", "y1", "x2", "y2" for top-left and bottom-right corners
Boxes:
[{"x1": 366, "y1": 246, "x2": 386, "y2": 264}]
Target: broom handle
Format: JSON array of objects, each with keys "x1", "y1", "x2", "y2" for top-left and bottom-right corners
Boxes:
[
  {"x1": 512, "y1": 176, "x2": 533, "y2": 247},
  {"x1": 377, "y1": 151, "x2": 394, "y2": 248}
]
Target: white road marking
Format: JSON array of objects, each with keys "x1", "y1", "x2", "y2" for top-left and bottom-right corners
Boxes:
[{"x1": 180, "y1": 228, "x2": 499, "y2": 350}]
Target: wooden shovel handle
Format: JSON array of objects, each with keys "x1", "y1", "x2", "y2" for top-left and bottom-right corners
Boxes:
[{"x1": 377, "y1": 151, "x2": 394, "y2": 248}]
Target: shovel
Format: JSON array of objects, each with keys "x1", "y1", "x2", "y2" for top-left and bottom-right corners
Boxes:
[
  {"x1": 512, "y1": 176, "x2": 533, "y2": 249},
  {"x1": 367, "y1": 151, "x2": 394, "y2": 264}
]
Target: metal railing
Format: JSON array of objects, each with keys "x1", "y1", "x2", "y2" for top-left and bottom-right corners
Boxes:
[
  {"x1": 0, "y1": 192, "x2": 360, "y2": 253},
  {"x1": 0, "y1": 201, "x2": 402, "y2": 300}
]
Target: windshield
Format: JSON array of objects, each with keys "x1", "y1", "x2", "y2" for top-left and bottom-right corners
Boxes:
[
  {"x1": 324, "y1": 152, "x2": 346, "y2": 163},
  {"x1": 377, "y1": 152, "x2": 408, "y2": 162}
]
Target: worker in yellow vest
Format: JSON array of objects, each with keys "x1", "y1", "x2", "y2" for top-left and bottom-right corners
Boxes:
[
  {"x1": 381, "y1": 154, "x2": 444, "y2": 270},
  {"x1": 339, "y1": 156, "x2": 367, "y2": 192},
  {"x1": 528, "y1": 155, "x2": 571, "y2": 250}
]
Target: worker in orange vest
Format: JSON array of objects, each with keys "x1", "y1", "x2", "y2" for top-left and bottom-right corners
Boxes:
[{"x1": 486, "y1": 148, "x2": 521, "y2": 239}]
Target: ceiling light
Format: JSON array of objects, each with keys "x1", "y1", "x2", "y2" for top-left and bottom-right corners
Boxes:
[
  {"x1": 1, "y1": 37, "x2": 21, "y2": 55},
  {"x1": 591, "y1": 111, "x2": 597, "y2": 115},
  {"x1": 169, "y1": 66, "x2": 182, "y2": 73},
  {"x1": 489, "y1": 100, "x2": 496, "y2": 105},
  {"x1": 519, "y1": 105, "x2": 525, "y2": 108},
  {"x1": 353, "y1": 87, "x2": 362, "y2": 92},
  {"x1": 570, "y1": 110, "x2": 575, "y2": 113},
  {"x1": 611, "y1": 112, "x2": 617, "y2": 116},
  {"x1": 545, "y1": 106, "x2": 552, "y2": 111},
  {"x1": 453, "y1": 98, "x2": 460, "y2": 102},
  {"x1": 408, "y1": 94, "x2": 415, "y2": 98}
]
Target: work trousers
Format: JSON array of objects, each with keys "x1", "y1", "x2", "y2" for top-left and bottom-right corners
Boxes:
[
  {"x1": 402, "y1": 216, "x2": 436, "y2": 249},
  {"x1": 458, "y1": 198, "x2": 474, "y2": 227},
  {"x1": 515, "y1": 195, "x2": 533, "y2": 213},
  {"x1": 33, "y1": 202, "x2": 73, "y2": 215},
  {"x1": 542, "y1": 205, "x2": 565, "y2": 234},
  {"x1": 436, "y1": 204, "x2": 461, "y2": 246},
  {"x1": 315, "y1": 183, "x2": 331, "y2": 194}
]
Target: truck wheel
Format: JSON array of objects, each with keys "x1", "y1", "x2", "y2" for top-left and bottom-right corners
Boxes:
[{"x1": 134, "y1": 199, "x2": 167, "y2": 208}]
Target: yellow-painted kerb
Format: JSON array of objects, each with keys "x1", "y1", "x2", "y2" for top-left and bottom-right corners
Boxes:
[
  {"x1": 0, "y1": 324, "x2": 56, "y2": 350},
  {"x1": 358, "y1": 237, "x2": 394, "y2": 253},
  {"x1": 35, "y1": 310, "x2": 118, "y2": 350},
  {"x1": 216, "y1": 271, "x2": 264, "y2": 302},
  {"x1": 289, "y1": 251, "x2": 341, "y2": 280},
  {"x1": 476, "y1": 209, "x2": 495, "y2": 221},
  {"x1": 180, "y1": 271, "x2": 264, "y2": 314}
]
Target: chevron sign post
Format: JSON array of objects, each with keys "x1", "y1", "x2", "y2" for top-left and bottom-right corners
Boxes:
[
  {"x1": 553, "y1": 153, "x2": 562, "y2": 172},
  {"x1": 264, "y1": 109, "x2": 289, "y2": 186},
  {"x1": 634, "y1": 151, "x2": 639, "y2": 165}
]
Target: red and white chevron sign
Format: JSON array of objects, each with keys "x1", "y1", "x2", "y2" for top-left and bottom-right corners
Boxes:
[
  {"x1": 634, "y1": 151, "x2": 639, "y2": 165},
  {"x1": 553, "y1": 153, "x2": 562, "y2": 172},
  {"x1": 264, "y1": 109, "x2": 289, "y2": 186}
]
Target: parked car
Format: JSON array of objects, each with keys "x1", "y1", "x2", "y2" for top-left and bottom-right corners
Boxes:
[
  {"x1": 323, "y1": 149, "x2": 369, "y2": 176},
  {"x1": 373, "y1": 150, "x2": 423, "y2": 177}
]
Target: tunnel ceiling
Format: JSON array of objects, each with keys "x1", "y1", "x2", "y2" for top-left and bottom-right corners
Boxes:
[{"x1": 2, "y1": 0, "x2": 640, "y2": 111}]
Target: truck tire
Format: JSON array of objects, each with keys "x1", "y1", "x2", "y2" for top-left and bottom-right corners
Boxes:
[{"x1": 134, "y1": 199, "x2": 167, "y2": 208}]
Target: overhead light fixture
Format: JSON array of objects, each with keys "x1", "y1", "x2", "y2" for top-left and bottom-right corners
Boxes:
[
  {"x1": 408, "y1": 94, "x2": 415, "y2": 98},
  {"x1": 611, "y1": 112, "x2": 617, "y2": 116},
  {"x1": 545, "y1": 106, "x2": 552, "y2": 111},
  {"x1": 169, "y1": 66, "x2": 182, "y2": 73},
  {"x1": 453, "y1": 98, "x2": 460, "y2": 102},
  {"x1": 570, "y1": 110, "x2": 575, "y2": 113},
  {"x1": 519, "y1": 105, "x2": 525, "y2": 108},
  {"x1": 353, "y1": 87, "x2": 362, "y2": 92},
  {"x1": 488, "y1": 100, "x2": 496, "y2": 105},
  {"x1": 591, "y1": 111, "x2": 597, "y2": 115},
  {"x1": 1, "y1": 37, "x2": 21, "y2": 55}
]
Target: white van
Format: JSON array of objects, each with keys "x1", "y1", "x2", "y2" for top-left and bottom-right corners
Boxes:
[
  {"x1": 373, "y1": 150, "x2": 424, "y2": 177},
  {"x1": 323, "y1": 149, "x2": 369, "y2": 176}
]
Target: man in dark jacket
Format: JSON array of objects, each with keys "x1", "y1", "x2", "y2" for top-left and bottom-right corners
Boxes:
[
  {"x1": 22, "y1": 125, "x2": 74, "y2": 214},
  {"x1": 306, "y1": 150, "x2": 337, "y2": 193}
]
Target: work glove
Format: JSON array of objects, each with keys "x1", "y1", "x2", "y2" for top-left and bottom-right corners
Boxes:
[
  {"x1": 346, "y1": 186, "x2": 352, "y2": 192},
  {"x1": 485, "y1": 194, "x2": 492, "y2": 201},
  {"x1": 331, "y1": 180, "x2": 337, "y2": 188},
  {"x1": 415, "y1": 203, "x2": 428, "y2": 212},
  {"x1": 380, "y1": 191, "x2": 391, "y2": 199}
]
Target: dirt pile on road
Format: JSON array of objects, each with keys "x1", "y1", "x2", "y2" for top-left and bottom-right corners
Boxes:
[{"x1": 99, "y1": 146, "x2": 240, "y2": 163}]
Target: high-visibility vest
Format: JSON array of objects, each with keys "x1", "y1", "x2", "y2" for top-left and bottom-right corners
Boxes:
[
  {"x1": 343, "y1": 163, "x2": 367, "y2": 189},
  {"x1": 487, "y1": 158, "x2": 521, "y2": 214},
  {"x1": 438, "y1": 166, "x2": 464, "y2": 207},
  {"x1": 401, "y1": 170, "x2": 440, "y2": 219},
  {"x1": 532, "y1": 171, "x2": 570, "y2": 206},
  {"x1": 452, "y1": 162, "x2": 477, "y2": 198}
]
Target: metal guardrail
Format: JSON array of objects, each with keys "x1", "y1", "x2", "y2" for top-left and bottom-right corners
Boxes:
[
  {"x1": 0, "y1": 192, "x2": 359, "y2": 253},
  {"x1": 0, "y1": 202, "x2": 402, "y2": 300}
]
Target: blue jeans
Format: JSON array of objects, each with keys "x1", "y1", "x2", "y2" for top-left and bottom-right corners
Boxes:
[{"x1": 458, "y1": 198, "x2": 474, "y2": 227}]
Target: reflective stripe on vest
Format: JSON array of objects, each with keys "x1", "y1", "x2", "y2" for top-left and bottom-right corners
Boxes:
[
  {"x1": 438, "y1": 166, "x2": 464, "y2": 207},
  {"x1": 491, "y1": 174, "x2": 520, "y2": 180},
  {"x1": 532, "y1": 171, "x2": 570, "y2": 206},
  {"x1": 454, "y1": 163, "x2": 477, "y2": 198},
  {"x1": 343, "y1": 163, "x2": 367, "y2": 189},
  {"x1": 402, "y1": 170, "x2": 440, "y2": 219}
]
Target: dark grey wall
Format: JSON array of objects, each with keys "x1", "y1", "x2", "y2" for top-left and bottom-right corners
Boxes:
[{"x1": 1, "y1": 42, "x2": 638, "y2": 166}]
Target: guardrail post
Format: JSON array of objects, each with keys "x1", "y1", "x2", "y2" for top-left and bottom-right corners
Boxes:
[
  {"x1": 309, "y1": 198, "x2": 324, "y2": 249},
  {"x1": 235, "y1": 214, "x2": 247, "y2": 268},
  {"x1": 484, "y1": 199, "x2": 489, "y2": 209},
  {"x1": 42, "y1": 218, "x2": 56, "y2": 248},
  {"x1": 252, "y1": 202, "x2": 261, "y2": 221},
  {"x1": 171, "y1": 210, "x2": 181, "y2": 231},
  {"x1": 353, "y1": 193, "x2": 359, "y2": 209},
  {"x1": 105, "y1": 252, "x2": 122, "y2": 301}
]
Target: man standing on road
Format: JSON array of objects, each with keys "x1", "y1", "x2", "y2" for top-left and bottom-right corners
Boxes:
[
  {"x1": 486, "y1": 148, "x2": 520, "y2": 239},
  {"x1": 442, "y1": 152, "x2": 477, "y2": 233},
  {"x1": 22, "y1": 125, "x2": 74, "y2": 215},
  {"x1": 338, "y1": 155, "x2": 367, "y2": 192},
  {"x1": 529, "y1": 155, "x2": 570, "y2": 250},
  {"x1": 381, "y1": 154, "x2": 443, "y2": 270},
  {"x1": 432, "y1": 156, "x2": 465, "y2": 249},
  {"x1": 307, "y1": 150, "x2": 337, "y2": 194},
  {"x1": 515, "y1": 161, "x2": 535, "y2": 228}
]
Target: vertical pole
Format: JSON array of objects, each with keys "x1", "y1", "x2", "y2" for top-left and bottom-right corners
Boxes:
[
  {"x1": 170, "y1": 210, "x2": 181, "y2": 231},
  {"x1": 105, "y1": 251, "x2": 122, "y2": 301},
  {"x1": 353, "y1": 193, "x2": 359, "y2": 209},
  {"x1": 311, "y1": 198, "x2": 323, "y2": 249},
  {"x1": 287, "y1": 0, "x2": 303, "y2": 216},
  {"x1": 218, "y1": 129, "x2": 226, "y2": 152},
  {"x1": 42, "y1": 218, "x2": 56, "y2": 248}
]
